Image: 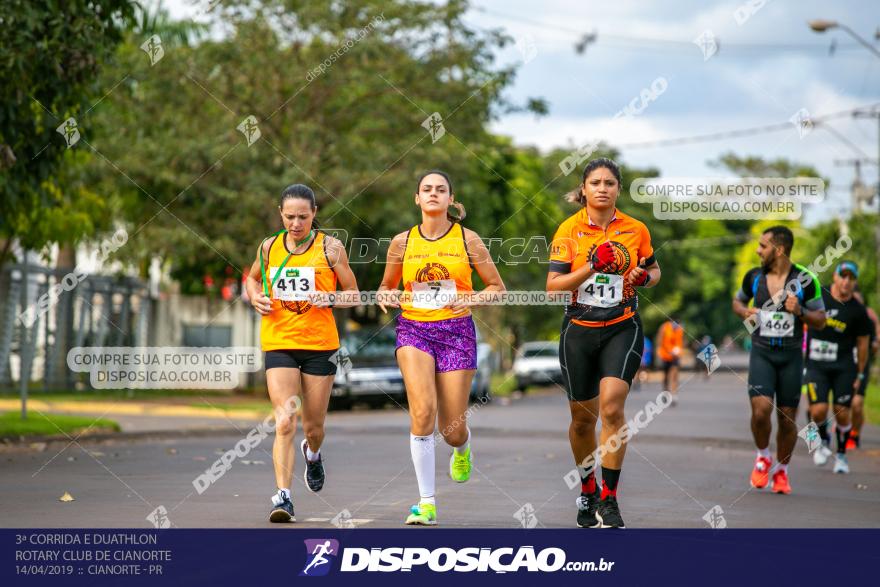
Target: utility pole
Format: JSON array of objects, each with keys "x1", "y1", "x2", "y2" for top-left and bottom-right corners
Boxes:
[
  {"x1": 808, "y1": 21, "x2": 880, "y2": 301},
  {"x1": 834, "y1": 158, "x2": 877, "y2": 214},
  {"x1": 851, "y1": 108, "x2": 880, "y2": 300}
]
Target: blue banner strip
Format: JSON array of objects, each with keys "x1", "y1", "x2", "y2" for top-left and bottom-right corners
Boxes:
[{"x1": 4, "y1": 529, "x2": 878, "y2": 586}]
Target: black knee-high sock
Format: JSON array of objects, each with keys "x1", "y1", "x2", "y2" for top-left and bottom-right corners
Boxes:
[
  {"x1": 836, "y1": 424, "x2": 852, "y2": 455},
  {"x1": 817, "y1": 422, "x2": 830, "y2": 445},
  {"x1": 579, "y1": 467, "x2": 597, "y2": 496},
  {"x1": 601, "y1": 467, "x2": 621, "y2": 499}
]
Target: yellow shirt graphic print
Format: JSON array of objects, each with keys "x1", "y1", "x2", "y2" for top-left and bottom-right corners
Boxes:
[
  {"x1": 401, "y1": 223, "x2": 473, "y2": 322},
  {"x1": 260, "y1": 231, "x2": 339, "y2": 351}
]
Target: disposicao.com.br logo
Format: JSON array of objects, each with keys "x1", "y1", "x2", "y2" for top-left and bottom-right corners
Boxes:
[
  {"x1": 300, "y1": 540, "x2": 615, "y2": 575},
  {"x1": 301, "y1": 539, "x2": 340, "y2": 576}
]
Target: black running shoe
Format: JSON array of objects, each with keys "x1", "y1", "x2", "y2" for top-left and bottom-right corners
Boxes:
[
  {"x1": 596, "y1": 496, "x2": 625, "y2": 528},
  {"x1": 269, "y1": 498, "x2": 295, "y2": 523},
  {"x1": 301, "y1": 439, "x2": 325, "y2": 493},
  {"x1": 576, "y1": 489, "x2": 601, "y2": 528}
]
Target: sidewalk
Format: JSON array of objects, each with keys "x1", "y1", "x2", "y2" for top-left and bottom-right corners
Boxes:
[{"x1": 0, "y1": 398, "x2": 270, "y2": 422}]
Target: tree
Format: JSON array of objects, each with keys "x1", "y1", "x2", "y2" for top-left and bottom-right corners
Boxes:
[
  {"x1": 86, "y1": 0, "x2": 544, "y2": 300},
  {"x1": 722, "y1": 153, "x2": 829, "y2": 345},
  {"x1": 797, "y1": 212, "x2": 878, "y2": 304},
  {"x1": 0, "y1": 0, "x2": 137, "y2": 265}
]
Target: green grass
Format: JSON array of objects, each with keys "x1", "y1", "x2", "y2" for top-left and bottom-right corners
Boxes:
[
  {"x1": 0, "y1": 388, "x2": 245, "y2": 403},
  {"x1": 0, "y1": 411, "x2": 120, "y2": 438},
  {"x1": 865, "y1": 383, "x2": 880, "y2": 426},
  {"x1": 186, "y1": 401, "x2": 270, "y2": 412},
  {"x1": 490, "y1": 372, "x2": 518, "y2": 397}
]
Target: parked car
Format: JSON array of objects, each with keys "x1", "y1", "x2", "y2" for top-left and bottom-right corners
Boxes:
[
  {"x1": 512, "y1": 341, "x2": 562, "y2": 392},
  {"x1": 331, "y1": 328, "x2": 405, "y2": 409},
  {"x1": 469, "y1": 342, "x2": 494, "y2": 403}
]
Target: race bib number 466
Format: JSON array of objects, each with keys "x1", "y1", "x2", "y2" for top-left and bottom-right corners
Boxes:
[
  {"x1": 271, "y1": 266, "x2": 315, "y2": 301},
  {"x1": 809, "y1": 339, "x2": 838, "y2": 362},
  {"x1": 758, "y1": 310, "x2": 794, "y2": 337},
  {"x1": 577, "y1": 273, "x2": 623, "y2": 308}
]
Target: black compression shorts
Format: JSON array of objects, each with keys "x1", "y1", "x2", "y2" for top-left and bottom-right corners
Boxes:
[
  {"x1": 265, "y1": 349, "x2": 338, "y2": 376},
  {"x1": 856, "y1": 352, "x2": 873, "y2": 397},
  {"x1": 559, "y1": 315, "x2": 643, "y2": 402},
  {"x1": 805, "y1": 363, "x2": 857, "y2": 407},
  {"x1": 747, "y1": 345, "x2": 802, "y2": 408}
]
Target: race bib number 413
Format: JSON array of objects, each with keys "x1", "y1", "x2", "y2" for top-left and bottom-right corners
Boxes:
[
  {"x1": 271, "y1": 266, "x2": 315, "y2": 301},
  {"x1": 758, "y1": 310, "x2": 794, "y2": 337},
  {"x1": 577, "y1": 273, "x2": 623, "y2": 308}
]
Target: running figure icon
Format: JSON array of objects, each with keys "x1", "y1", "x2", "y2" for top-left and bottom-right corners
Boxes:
[{"x1": 302, "y1": 540, "x2": 335, "y2": 575}]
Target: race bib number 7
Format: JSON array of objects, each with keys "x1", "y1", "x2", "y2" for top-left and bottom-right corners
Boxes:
[
  {"x1": 412, "y1": 279, "x2": 457, "y2": 309},
  {"x1": 271, "y1": 266, "x2": 315, "y2": 301},
  {"x1": 758, "y1": 310, "x2": 794, "y2": 337},
  {"x1": 577, "y1": 273, "x2": 623, "y2": 308}
]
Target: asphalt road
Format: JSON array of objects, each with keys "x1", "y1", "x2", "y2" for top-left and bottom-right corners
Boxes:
[{"x1": 1, "y1": 372, "x2": 878, "y2": 529}]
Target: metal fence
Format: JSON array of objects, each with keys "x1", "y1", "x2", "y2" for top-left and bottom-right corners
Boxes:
[{"x1": 0, "y1": 263, "x2": 150, "y2": 391}]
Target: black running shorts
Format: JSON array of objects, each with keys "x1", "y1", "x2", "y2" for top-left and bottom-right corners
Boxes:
[
  {"x1": 559, "y1": 315, "x2": 644, "y2": 402},
  {"x1": 856, "y1": 352, "x2": 873, "y2": 397},
  {"x1": 805, "y1": 364, "x2": 857, "y2": 407},
  {"x1": 265, "y1": 349, "x2": 338, "y2": 376},
  {"x1": 747, "y1": 345, "x2": 802, "y2": 408}
]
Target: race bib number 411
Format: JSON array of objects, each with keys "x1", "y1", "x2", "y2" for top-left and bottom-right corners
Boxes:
[
  {"x1": 271, "y1": 266, "x2": 315, "y2": 301},
  {"x1": 758, "y1": 310, "x2": 794, "y2": 337},
  {"x1": 577, "y1": 273, "x2": 623, "y2": 308}
]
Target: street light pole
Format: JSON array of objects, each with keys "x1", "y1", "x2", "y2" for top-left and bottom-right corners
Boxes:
[
  {"x1": 809, "y1": 20, "x2": 880, "y2": 299},
  {"x1": 808, "y1": 19, "x2": 880, "y2": 58}
]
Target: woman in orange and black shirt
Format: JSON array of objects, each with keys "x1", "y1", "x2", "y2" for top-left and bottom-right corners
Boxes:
[
  {"x1": 245, "y1": 184, "x2": 359, "y2": 523},
  {"x1": 547, "y1": 158, "x2": 661, "y2": 528}
]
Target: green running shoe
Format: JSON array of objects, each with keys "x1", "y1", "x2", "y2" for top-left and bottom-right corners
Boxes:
[
  {"x1": 405, "y1": 502, "x2": 437, "y2": 526},
  {"x1": 449, "y1": 446, "x2": 472, "y2": 483}
]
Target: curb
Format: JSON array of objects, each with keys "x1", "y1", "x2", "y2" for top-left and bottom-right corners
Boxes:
[
  {"x1": 1, "y1": 425, "x2": 253, "y2": 449},
  {"x1": 0, "y1": 398, "x2": 270, "y2": 421}
]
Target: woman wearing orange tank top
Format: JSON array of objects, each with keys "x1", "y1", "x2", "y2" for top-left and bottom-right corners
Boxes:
[
  {"x1": 547, "y1": 158, "x2": 662, "y2": 529},
  {"x1": 377, "y1": 170, "x2": 505, "y2": 526},
  {"x1": 245, "y1": 184, "x2": 359, "y2": 523}
]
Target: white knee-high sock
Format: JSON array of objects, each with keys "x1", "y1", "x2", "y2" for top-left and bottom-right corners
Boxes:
[
  {"x1": 453, "y1": 427, "x2": 470, "y2": 455},
  {"x1": 410, "y1": 433, "x2": 436, "y2": 504}
]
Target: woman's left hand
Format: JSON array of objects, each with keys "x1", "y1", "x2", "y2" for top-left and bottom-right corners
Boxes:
[{"x1": 627, "y1": 257, "x2": 649, "y2": 286}]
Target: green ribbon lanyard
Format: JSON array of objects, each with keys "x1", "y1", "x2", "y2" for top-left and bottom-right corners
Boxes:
[{"x1": 260, "y1": 230, "x2": 314, "y2": 297}]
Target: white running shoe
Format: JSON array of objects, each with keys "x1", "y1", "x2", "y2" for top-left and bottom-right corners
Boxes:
[
  {"x1": 833, "y1": 453, "x2": 850, "y2": 474},
  {"x1": 812, "y1": 444, "x2": 833, "y2": 467}
]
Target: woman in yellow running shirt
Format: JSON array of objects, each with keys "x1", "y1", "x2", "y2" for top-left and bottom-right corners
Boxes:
[{"x1": 377, "y1": 170, "x2": 505, "y2": 526}]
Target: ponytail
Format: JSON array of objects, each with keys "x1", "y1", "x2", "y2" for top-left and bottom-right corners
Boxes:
[
  {"x1": 447, "y1": 201, "x2": 467, "y2": 223},
  {"x1": 565, "y1": 189, "x2": 586, "y2": 206}
]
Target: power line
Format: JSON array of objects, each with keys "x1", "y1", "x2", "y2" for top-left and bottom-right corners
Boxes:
[
  {"x1": 658, "y1": 233, "x2": 753, "y2": 249},
  {"x1": 610, "y1": 103, "x2": 880, "y2": 150},
  {"x1": 819, "y1": 122, "x2": 876, "y2": 160},
  {"x1": 476, "y1": 7, "x2": 874, "y2": 54}
]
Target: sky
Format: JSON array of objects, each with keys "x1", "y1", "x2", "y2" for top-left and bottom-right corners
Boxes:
[{"x1": 160, "y1": 0, "x2": 880, "y2": 225}]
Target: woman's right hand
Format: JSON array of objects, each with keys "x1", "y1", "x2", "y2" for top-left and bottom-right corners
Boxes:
[
  {"x1": 377, "y1": 289, "x2": 402, "y2": 313},
  {"x1": 252, "y1": 292, "x2": 273, "y2": 315}
]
